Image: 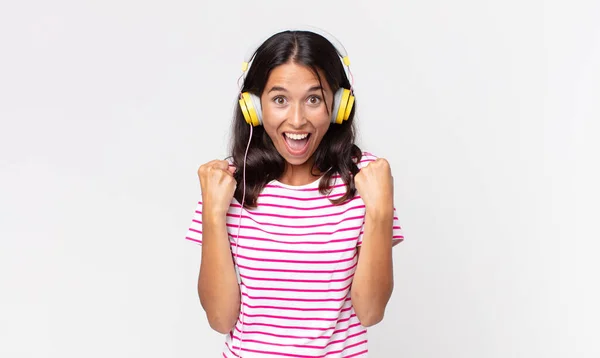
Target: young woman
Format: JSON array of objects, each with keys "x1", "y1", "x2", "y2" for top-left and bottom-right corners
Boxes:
[{"x1": 185, "y1": 27, "x2": 405, "y2": 358}]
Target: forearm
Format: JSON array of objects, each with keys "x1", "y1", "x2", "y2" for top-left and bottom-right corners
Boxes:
[
  {"x1": 351, "y1": 209, "x2": 394, "y2": 326},
  {"x1": 198, "y1": 213, "x2": 240, "y2": 334}
]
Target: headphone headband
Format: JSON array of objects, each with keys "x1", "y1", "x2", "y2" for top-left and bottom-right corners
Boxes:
[{"x1": 241, "y1": 25, "x2": 351, "y2": 73}]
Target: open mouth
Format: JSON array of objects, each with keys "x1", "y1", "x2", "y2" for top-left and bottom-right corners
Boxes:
[{"x1": 282, "y1": 132, "x2": 311, "y2": 156}]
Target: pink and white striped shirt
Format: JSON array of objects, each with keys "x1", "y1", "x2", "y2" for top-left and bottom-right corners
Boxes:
[{"x1": 185, "y1": 152, "x2": 404, "y2": 357}]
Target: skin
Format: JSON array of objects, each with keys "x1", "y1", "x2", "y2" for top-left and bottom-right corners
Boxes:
[
  {"x1": 260, "y1": 61, "x2": 333, "y2": 186},
  {"x1": 196, "y1": 61, "x2": 396, "y2": 333},
  {"x1": 197, "y1": 160, "x2": 239, "y2": 334}
]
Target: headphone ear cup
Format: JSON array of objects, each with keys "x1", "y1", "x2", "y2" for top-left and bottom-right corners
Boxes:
[
  {"x1": 344, "y1": 91, "x2": 355, "y2": 120},
  {"x1": 331, "y1": 88, "x2": 353, "y2": 124},
  {"x1": 248, "y1": 93, "x2": 263, "y2": 126},
  {"x1": 331, "y1": 88, "x2": 343, "y2": 124},
  {"x1": 239, "y1": 92, "x2": 263, "y2": 126},
  {"x1": 239, "y1": 93, "x2": 252, "y2": 125}
]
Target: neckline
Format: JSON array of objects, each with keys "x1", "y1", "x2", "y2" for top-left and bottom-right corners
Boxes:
[{"x1": 269, "y1": 174, "x2": 325, "y2": 190}]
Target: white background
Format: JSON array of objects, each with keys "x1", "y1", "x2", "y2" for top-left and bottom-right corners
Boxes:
[{"x1": 1, "y1": 0, "x2": 599, "y2": 357}]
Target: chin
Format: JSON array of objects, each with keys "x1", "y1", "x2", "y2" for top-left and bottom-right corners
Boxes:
[
  {"x1": 276, "y1": 146, "x2": 315, "y2": 166},
  {"x1": 282, "y1": 155, "x2": 312, "y2": 166}
]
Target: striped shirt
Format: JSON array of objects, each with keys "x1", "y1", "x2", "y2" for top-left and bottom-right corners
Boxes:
[{"x1": 185, "y1": 152, "x2": 405, "y2": 357}]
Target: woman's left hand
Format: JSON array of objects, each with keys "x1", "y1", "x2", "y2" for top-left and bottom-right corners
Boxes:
[{"x1": 354, "y1": 158, "x2": 394, "y2": 217}]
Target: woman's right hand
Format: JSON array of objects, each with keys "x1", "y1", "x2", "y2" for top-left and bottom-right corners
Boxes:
[{"x1": 197, "y1": 160, "x2": 237, "y2": 217}]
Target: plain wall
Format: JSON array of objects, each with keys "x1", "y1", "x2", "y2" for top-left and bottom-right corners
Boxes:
[{"x1": 1, "y1": 0, "x2": 598, "y2": 357}]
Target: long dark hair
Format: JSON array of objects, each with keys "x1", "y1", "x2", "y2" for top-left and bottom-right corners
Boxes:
[{"x1": 228, "y1": 30, "x2": 362, "y2": 209}]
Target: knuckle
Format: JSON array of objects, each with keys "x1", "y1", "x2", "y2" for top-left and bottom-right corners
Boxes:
[{"x1": 377, "y1": 158, "x2": 390, "y2": 168}]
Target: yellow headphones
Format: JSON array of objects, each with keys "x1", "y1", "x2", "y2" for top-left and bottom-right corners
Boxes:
[{"x1": 238, "y1": 26, "x2": 355, "y2": 127}]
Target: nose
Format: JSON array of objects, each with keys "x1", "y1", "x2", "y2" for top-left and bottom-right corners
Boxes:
[{"x1": 287, "y1": 102, "x2": 308, "y2": 128}]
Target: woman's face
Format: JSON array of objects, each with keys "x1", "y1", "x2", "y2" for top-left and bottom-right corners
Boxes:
[{"x1": 260, "y1": 61, "x2": 333, "y2": 167}]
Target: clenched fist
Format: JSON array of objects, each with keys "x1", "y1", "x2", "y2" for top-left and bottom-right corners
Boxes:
[
  {"x1": 355, "y1": 158, "x2": 394, "y2": 217},
  {"x1": 197, "y1": 160, "x2": 237, "y2": 217}
]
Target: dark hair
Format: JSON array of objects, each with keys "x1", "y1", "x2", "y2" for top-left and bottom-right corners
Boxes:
[{"x1": 228, "y1": 30, "x2": 362, "y2": 209}]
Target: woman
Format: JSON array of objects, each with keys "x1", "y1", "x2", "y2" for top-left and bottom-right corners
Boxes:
[{"x1": 185, "y1": 27, "x2": 405, "y2": 357}]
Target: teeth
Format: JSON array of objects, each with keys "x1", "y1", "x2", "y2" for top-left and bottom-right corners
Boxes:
[{"x1": 285, "y1": 133, "x2": 309, "y2": 140}]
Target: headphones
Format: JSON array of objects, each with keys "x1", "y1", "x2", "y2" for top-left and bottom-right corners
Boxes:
[{"x1": 237, "y1": 26, "x2": 355, "y2": 127}]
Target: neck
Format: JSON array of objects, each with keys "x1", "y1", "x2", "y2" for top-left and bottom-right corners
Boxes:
[{"x1": 278, "y1": 158, "x2": 322, "y2": 186}]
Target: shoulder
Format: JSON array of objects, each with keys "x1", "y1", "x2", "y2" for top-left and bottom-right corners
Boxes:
[{"x1": 353, "y1": 151, "x2": 380, "y2": 170}]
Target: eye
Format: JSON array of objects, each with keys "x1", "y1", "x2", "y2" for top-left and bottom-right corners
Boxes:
[
  {"x1": 273, "y1": 96, "x2": 287, "y2": 105},
  {"x1": 307, "y1": 95, "x2": 322, "y2": 105}
]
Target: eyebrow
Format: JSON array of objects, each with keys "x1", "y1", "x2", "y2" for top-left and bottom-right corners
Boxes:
[{"x1": 267, "y1": 85, "x2": 323, "y2": 94}]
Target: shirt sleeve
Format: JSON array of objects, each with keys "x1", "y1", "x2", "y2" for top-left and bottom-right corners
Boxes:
[
  {"x1": 184, "y1": 195, "x2": 203, "y2": 246},
  {"x1": 355, "y1": 151, "x2": 405, "y2": 247}
]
